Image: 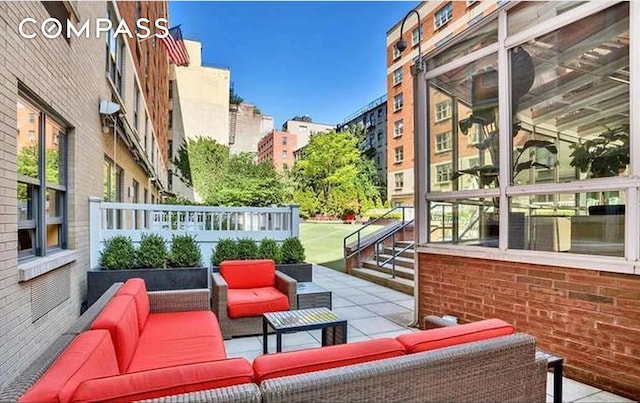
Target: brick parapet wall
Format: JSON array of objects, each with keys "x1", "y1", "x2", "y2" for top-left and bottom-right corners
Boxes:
[{"x1": 418, "y1": 253, "x2": 640, "y2": 399}]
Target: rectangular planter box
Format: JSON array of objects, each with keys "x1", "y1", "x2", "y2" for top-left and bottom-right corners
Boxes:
[
  {"x1": 87, "y1": 267, "x2": 208, "y2": 308},
  {"x1": 211, "y1": 263, "x2": 312, "y2": 282}
]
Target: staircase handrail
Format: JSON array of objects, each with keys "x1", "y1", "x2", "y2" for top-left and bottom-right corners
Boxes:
[
  {"x1": 343, "y1": 206, "x2": 414, "y2": 261},
  {"x1": 374, "y1": 218, "x2": 415, "y2": 278}
]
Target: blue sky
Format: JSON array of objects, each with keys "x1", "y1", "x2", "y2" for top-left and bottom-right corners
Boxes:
[{"x1": 169, "y1": 1, "x2": 417, "y2": 128}]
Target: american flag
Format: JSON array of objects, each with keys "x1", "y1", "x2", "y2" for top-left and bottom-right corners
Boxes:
[{"x1": 160, "y1": 25, "x2": 190, "y2": 67}]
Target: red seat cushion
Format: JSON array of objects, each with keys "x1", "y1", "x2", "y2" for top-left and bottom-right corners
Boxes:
[
  {"x1": 116, "y1": 278, "x2": 150, "y2": 332},
  {"x1": 396, "y1": 319, "x2": 515, "y2": 353},
  {"x1": 252, "y1": 338, "x2": 406, "y2": 383},
  {"x1": 19, "y1": 330, "x2": 119, "y2": 403},
  {"x1": 127, "y1": 311, "x2": 226, "y2": 372},
  {"x1": 70, "y1": 358, "x2": 254, "y2": 403},
  {"x1": 90, "y1": 295, "x2": 140, "y2": 372},
  {"x1": 227, "y1": 287, "x2": 289, "y2": 319},
  {"x1": 220, "y1": 259, "x2": 275, "y2": 289}
]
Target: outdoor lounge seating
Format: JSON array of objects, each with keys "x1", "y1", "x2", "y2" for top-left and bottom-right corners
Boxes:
[
  {"x1": 213, "y1": 259, "x2": 297, "y2": 339},
  {"x1": 0, "y1": 278, "x2": 548, "y2": 402}
]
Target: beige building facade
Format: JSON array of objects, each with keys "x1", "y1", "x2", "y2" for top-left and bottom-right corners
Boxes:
[
  {"x1": 282, "y1": 117, "x2": 334, "y2": 151},
  {"x1": 0, "y1": 1, "x2": 169, "y2": 388}
]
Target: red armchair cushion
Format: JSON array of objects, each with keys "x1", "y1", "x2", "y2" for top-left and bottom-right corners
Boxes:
[
  {"x1": 227, "y1": 287, "x2": 289, "y2": 319},
  {"x1": 69, "y1": 358, "x2": 254, "y2": 403},
  {"x1": 127, "y1": 311, "x2": 226, "y2": 372},
  {"x1": 116, "y1": 278, "x2": 150, "y2": 332},
  {"x1": 220, "y1": 259, "x2": 275, "y2": 289},
  {"x1": 19, "y1": 330, "x2": 119, "y2": 403},
  {"x1": 90, "y1": 295, "x2": 140, "y2": 372},
  {"x1": 396, "y1": 319, "x2": 515, "y2": 353},
  {"x1": 252, "y1": 338, "x2": 406, "y2": 383}
]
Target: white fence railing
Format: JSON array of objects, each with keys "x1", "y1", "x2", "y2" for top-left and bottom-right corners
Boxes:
[{"x1": 89, "y1": 197, "x2": 300, "y2": 269}]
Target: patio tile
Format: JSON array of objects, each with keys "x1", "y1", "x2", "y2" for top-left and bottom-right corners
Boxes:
[
  {"x1": 332, "y1": 295, "x2": 356, "y2": 308},
  {"x1": 227, "y1": 349, "x2": 262, "y2": 363},
  {"x1": 332, "y1": 306, "x2": 378, "y2": 320},
  {"x1": 224, "y1": 335, "x2": 261, "y2": 353},
  {"x1": 349, "y1": 317, "x2": 407, "y2": 336},
  {"x1": 367, "y1": 329, "x2": 415, "y2": 338},
  {"x1": 347, "y1": 335, "x2": 372, "y2": 343},
  {"x1": 361, "y1": 302, "x2": 412, "y2": 316},
  {"x1": 375, "y1": 290, "x2": 415, "y2": 302},
  {"x1": 265, "y1": 330, "x2": 320, "y2": 351},
  {"x1": 342, "y1": 294, "x2": 386, "y2": 305},
  {"x1": 550, "y1": 374, "x2": 601, "y2": 402},
  {"x1": 574, "y1": 391, "x2": 635, "y2": 402},
  {"x1": 394, "y1": 299, "x2": 415, "y2": 310},
  {"x1": 332, "y1": 288, "x2": 370, "y2": 297}
]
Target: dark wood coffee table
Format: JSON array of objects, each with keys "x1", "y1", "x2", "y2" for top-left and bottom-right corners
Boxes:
[{"x1": 262, "y1": 308, "x2": 347, "y2": 354}]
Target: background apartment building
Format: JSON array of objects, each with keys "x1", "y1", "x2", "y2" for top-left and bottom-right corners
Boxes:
[
  {"x1": 229, "y1": 102, "x2": 274, "y2": 155},
  {"x1": 1, "y1": 1, "x2": 169, "y2": 388},
  {"x1": 169, "y1": 39, "x2": 230, "y2": 200},
  {"x1": 386, "y1": 1, "x2": 500, "y2": 206},
  {"x1": 282, "y1": 115, "x2": 334, "y2": 152},
  {"x1": 339, "y1": 95, "x2": 388, "y2": 189},
  {"x1": 257, "y1": 130, "x2": 297, "y2": 172}
]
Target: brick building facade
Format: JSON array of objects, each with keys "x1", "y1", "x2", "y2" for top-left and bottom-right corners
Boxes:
[
  {"x1": 0, "y1": 1, "x2": 169, "y2": 388},
  {"x1": 257, "y1": 130, "x2": 297, "y2": 172}
]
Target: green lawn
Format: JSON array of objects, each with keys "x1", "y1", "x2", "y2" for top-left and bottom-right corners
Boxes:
[{"x1": 299, "y1": 222, "x2": 383, "y2": 272}]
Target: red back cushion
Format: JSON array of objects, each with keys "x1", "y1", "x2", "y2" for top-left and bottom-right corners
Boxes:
[
  {"x1": 19, "y1": 330, "x2": 119, "y2": 403},
  {"x1": 116, "y1": 278, "x2": 150, "y2": 332},
  {"x1": 90, "y1": 295, "x2": 140, "y2": 372},
  {"x1": 253, "y1": 338, "x2": 405, "y2": 383},
  {"x1": 220, "y1": 259, "x2": 275, "y2": 289},
  {"x1": 70, "y1": 358, "x2": 254, "y2": 403},
  {"x1": 396, "y1": 319, "x2": 515, "y2": 353}
]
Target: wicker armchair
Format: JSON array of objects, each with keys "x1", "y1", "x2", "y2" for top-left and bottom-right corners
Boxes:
[{"x1": 213, "y1": 260, "x2": 297, "y2": 339}]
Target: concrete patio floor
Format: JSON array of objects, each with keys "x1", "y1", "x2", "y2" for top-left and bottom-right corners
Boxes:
[{"x1": 225, "y1": 264, "x2": 632, "y2": 403}]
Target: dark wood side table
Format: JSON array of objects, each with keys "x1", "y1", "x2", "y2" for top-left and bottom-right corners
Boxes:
[
  {"x1": 262, "y1": 308, "x2": 347, "y2": 354},
  {"x1": 297, "y1": 282, "x2": 332, "y2": 309},
  {"x1": 536, "y1": 349, "x2": 564, "y2": 403}
]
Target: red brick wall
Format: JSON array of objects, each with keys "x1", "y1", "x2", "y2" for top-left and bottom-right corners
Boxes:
[{"x1": 418, "y1": 253, "x2": 640, "y2": 399}]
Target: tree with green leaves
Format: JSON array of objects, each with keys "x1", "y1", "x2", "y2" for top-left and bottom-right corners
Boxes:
[{"x1": 293, "y1": 131, "x2": 382, "y2": 218}]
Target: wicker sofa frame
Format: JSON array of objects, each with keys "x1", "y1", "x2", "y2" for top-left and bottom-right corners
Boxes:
[{"x1": 212, "y1": 271, "x2": 297, "y2": 339}]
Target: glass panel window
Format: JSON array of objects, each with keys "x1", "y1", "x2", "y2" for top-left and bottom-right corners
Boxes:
[
  {"x1": 510, "y1": 191, "x2": 625, "y2": 257},
  {"x1": 134, "y1": 84, "x2": 140, "y2": 131},
  {"x1": 428, "y1": 198, "x2": 499, "y2": 247},
  {"x1": 428, "y1": 19, "x2": 498, "y2": 70},
  {"x1": 393, "y1": 67, "x2": 403, "y2": 85},
  {"x1": 103, "y1": 158, "x2": 123, "y2": 229},
  {"x1": 394, "y1": 173, "x2": 404, "y2": 190},
  {"x1": 434, "y1": 2, "x2": 453, "y2": 29},
  {"x1": 394, "y1": 146, "x2": 404, "y2": 163},
  {"x1": 411, "y1": 27, "x2": 423, "y2": 46},
  {"x1": 394, "y1": 120, "x2": 404, "y2": 137},
  {"x1": 107, "y1": 5, "x2": 124, "y2": 93},
  {"x1": 435, "y1": 163, "x2": 453, "y2": 183},
  {"x1": 428, "y1": 53, "x2": 499, "y2": 192},
  {"x1": 508, "y1": 1, "x2": 588, "y2": 35},
  {"x1": 394, "y1": 94, "x2": 404, "y2": 111},
  {"x1": 511, "y1": 3, "x2": 629, "y2": 185},
  {"x1": 393, "y1": 45, "x2": 401, "y2": 60},
  {"x1": 436, "y1": 132, "x2": 452, "y2": 152},
  {"x1": 17, "y1": 96, "x2": 67, "y2": 257},
  {"x1": 282, "y1": 136, "x2": 288, "y2": 146}
]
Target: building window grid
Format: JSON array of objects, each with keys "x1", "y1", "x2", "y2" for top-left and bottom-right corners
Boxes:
[
  {"x1": 394, "y1": 120, "x2": 404, "y2": 137},
  {"x1": 435, "y1": 101, "x2": 452, "y2": 122},
  {"x1": 435, "y1": 132, "x2": 452, "y2": 152},
  {"x1": 422, "y1": 2, "x2": 638, "y2": 265},
  {"x1": 393, "y1": 67, "x2": 403, "y2": 85},
  {"x1": 394, "y1": 146, "x2": 404, "y2": 164},
  {"x1": 394, "y1": 173, "x2": 404, "y2": 190},
  {"x1": 393, "y1": 45, "x2": 401, "y2": 60},
  {"x1": 394, "y1": 94, "x2": 404, "y2": 111},
  {"x1": 106, "y1": 6, "x2": 124, "y2": 94},
  {"x1": 412, "y1": 26, "x2": 423, "y2": 46},
  {"x1": 434, "y1": 3, "x2": 454, "y2": 29},
  {"x1": 435, "y1": 163, "x2": 453, "y2": 183}
]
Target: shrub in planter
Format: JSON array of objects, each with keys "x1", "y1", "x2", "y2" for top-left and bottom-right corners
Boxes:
[
  {"x1": 136, "y1": 233, "x2": 168, "y2": 268},
  {"x1": 236, "y1": 238, "x2": 259, "y2": 260},
  {"x1": 100, "y1": 236, "x2": 136, "y2": 270},
  {"x1": 168, "y1": 234, "x2": 202, "y2": 267},
  {"x1": 212, "y1": 238, "x2": 238, "y2": 266},
  {"x1": 258, "y1": 238, "x2": 282, "y2": 263},
  {"x1": 281, "y1": 237, "x2": 305, "y2": 264}
]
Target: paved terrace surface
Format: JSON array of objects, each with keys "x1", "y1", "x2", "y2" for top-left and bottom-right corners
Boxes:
[{"x1": 225, "y1": 265, "x2": 632, "y2": 403}]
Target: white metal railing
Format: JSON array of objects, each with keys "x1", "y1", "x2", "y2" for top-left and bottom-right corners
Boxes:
[{"x1": 89, "y1": 198, "x2": 300, "y2": 269}]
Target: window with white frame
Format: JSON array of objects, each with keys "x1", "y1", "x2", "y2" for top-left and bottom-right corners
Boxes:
[
  {"x1": 394, "y1": 173, "x2": 404, "y2": 190},
  {"x1": 434, "y1": 3, "x2": 453, "y2": 29},
  {"x1": 435, "y1": 132, "x2": 452, "y2": 152},
  {"x1": 423, "y1": 2, "x2": 632, "y2": 261},
  {"x1": 411, "y1": 26, "x2": 423, "y2": 46},
  {"x1": 394, "y1": 146, "x2": 404, "y2": 163},
  {"x1": 106, "y1": 5, "x2": 124, "y2": 94},
  {"x1": 435, "y1": 163, "x2": 453, "y2": 183},
  {"x1": 393, "y1": 67, "x2": 403, "y2": 85},
  {"x1": 394, "y1": 120, "x2": 404, "y2": 137},
  {"x1": 393, "y1": 45, "x2": 401, "y2": 60},
  {"x1": 394, "y1": 94, "x2": 404, "y2": 111},
  {"x1": 435, "y1": 101, "x2": 452, "y2": 122},
  {"x1": 17, "y1": 95, "x2": 68, "y2": 258}
]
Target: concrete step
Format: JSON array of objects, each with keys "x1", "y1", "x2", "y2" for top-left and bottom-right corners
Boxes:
[
  {"x1": 382, "y1": 246, "x2": 415, "y2": 259},
  {"x1": 395, "y1": 240, "x2": 414, "y2": 248},
  {"x1": 361, "y1": 260, "x2": 414, "y2": 280},
  {"x1": 351, "y1": 268, "x2": 414, "y2": 295},
  {"x1": 364, "y1": 254, "x2": 414, "y2": 269}
]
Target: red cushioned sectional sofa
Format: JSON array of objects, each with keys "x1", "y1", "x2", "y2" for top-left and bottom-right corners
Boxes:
[{"x1": 2, "y1": 278, "x2": 547, "y2": 402}]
